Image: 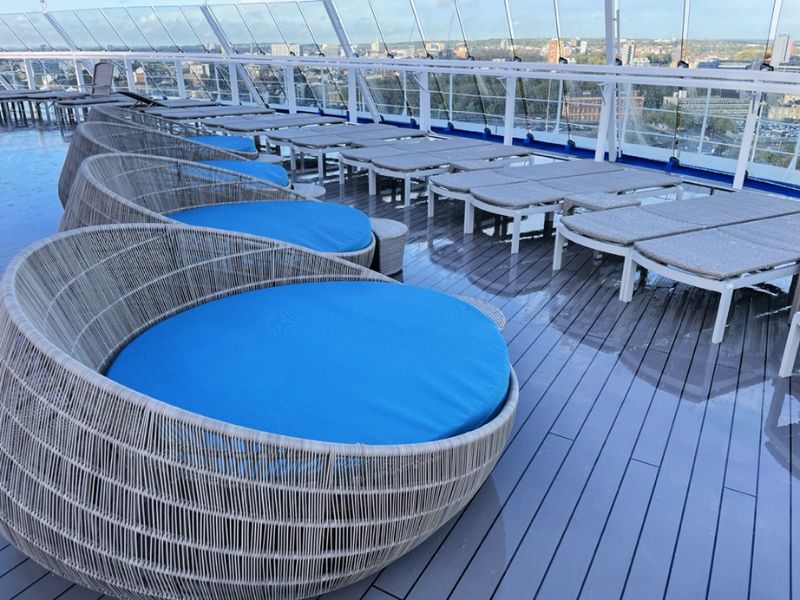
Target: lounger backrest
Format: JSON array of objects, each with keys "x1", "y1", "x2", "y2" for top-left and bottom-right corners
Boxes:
[
  {"x1": 62, "y1": 153, "x2": 303, "y2": 231},
  {"x1": 58, "y1": 121, "x2": 245, "y2": 207},
  {"x1": 91, "y1": 61, "x2": 113, "y2": 96}
]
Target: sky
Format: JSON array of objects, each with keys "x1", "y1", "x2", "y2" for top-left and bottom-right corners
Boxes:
[{"x1": 5, "y1": 0, "x2": 800, "y2": 42}]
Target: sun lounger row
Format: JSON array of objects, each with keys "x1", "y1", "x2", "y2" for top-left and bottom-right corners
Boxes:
[{"x1": 555, "y1": 190, "x2": 800, "y2": 343}]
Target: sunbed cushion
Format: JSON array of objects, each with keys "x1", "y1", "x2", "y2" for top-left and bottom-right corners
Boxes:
[
  {"x1": 564, "y1": 192, "x2": 642, "y2": 211},
  {"x1": 170, "y1": 200, "x2": 373, "y2": 253},
  {"x1": 430, "y1": 170, "x2": 526, "y2": 193},
  {"x1": 106, "y1": 281, "x2": 511, "y2": 445},
  {"x1": 471, "y1": 181, "x2": 565, "y2": 208},
  {"x1": 543, "y1": 169, "x2": 681, "y2": 194},
  {"x1": 186, "y1": 134, "x2": 257, "y2": 154},
  {"x1": 561, "y1": 192, "x2": 800, "y2": 245},
  {"x1": 199, "y1": 159, "x2": 290, "y2": 186},
  {"x1": 634, "y1": 213, "x2": 800, "y2": 279},
  {"x1": 511, "y1": 159, "x2": 625, "y2": 180}
]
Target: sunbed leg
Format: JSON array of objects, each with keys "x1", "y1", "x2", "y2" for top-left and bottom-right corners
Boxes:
[
  {"x1": 338, "y1": 161, "x2": 345, "y2": 187},
  {"x1": 790, "y1": 274, "x2": 800, "y2": 324},
  {"x1": 464, "y1": 201, "x2": 475, "y2": 234},
  {"x1": 427, "y1": 184, "x2": 435, "y2": 218},
  {"x1": 675, "y1": 185, "x2": 683, "y2": 201},
  {"x1": 290, "y1": 147, "x2": 297, "y2": 177},
  {"x1": 404, "y1": 177, "x2": 412, "y2": 207},
  {"x1": 619, "y1": 256, "x2": 636, "y2": 302},
  {"x1": 511, "y1": 213, "x2": 522, "y2": 255},
  {"x1": 369, "y1": 170, "x2": 376, "y2": 196},
  {"x1": 779, "y1": 314, "x2": 800, "y2": 377},
  {"x1": 553, "y1": 229, "x2": 565, "y2": 271},
  {"x1": 318, "y1": 152, "x2": 325, "y2": 183},
  {"x1": 712, "y1": 286, "x2": 734, "y2": 344}
]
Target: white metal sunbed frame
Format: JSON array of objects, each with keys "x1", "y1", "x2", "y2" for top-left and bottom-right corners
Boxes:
[
  {"x1": 291, "y1": 126, "x2": 429, "y2": 182},
  {"x1": 632, "y1": 246, "x2": 800, "y2": 344},
  {"x1": 339, "y1": 136, "x2": 471, "y2": 193},
  {"x1": 429, "y1": 161, "x2": 682, "y2": 254},
  {"x1": 427, "y1": 159, "x2": 627, "y2": 219},
  {"x1": 556, "y1": 192, "x2": 800, "y2": 343},
  {"x1": 370, "y1": 142, "x2": 535, "y2": 207}
]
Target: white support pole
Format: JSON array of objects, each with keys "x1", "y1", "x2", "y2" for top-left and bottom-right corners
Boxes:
[
  {"x1": 74, "y1": 59, "x2": 87, "y2": 91},
  {"x1": 285, "y1": 66, "x2": 297, "y2": 113},
  {"x1": 323, "y1": 0, "x2": 380, "y2": 122},
  {"x1": 418, "y1": 70, "x2": 430, "y2": 131},
  {"x1": 347, "y1": 68, "x2": 357, "y2": 123},
  {"x1": 124, "y1": 59, "x2": 136, "y2": 91},
  {"x1": 503, "y1": 75, "x2": 516, "y2": 145},
  {"x1": 594, "y1": 84, "x2": 613, "y2": 161},
  {"x1": 24, "y1": 59, "x2": 36, "y2": 90},
  {"x1": 619, "y1": 82, "x2": 632, "y2": 151},
  {"x1": 229, "y1": 63, "x2": 240, "y2": 104},
  {"x1": 603, "y1": 0, "x2": 618, "y2": 161},
  {"x1": 42, "y1": 11, "x2": 95, "y2": 85},
  {"x1": 733, "y1": 91, "x2": 761, "y2": 189},
  {"x1": 175, "y1": 60, "x2": 186, "y2": 98},
  {"x1": 199, "y1": 4, "x2": 265, "y2": 108},
  {"x1": 697, "y1": 87, "x2": 712, "y2": 153}
]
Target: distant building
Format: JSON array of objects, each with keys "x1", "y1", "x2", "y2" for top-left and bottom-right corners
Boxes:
[
  {"x1": 579, "y1": 40, "x2": 588, "y2": 55},
  {"x1": 772, "y1": 34, "x2": 794, "y2": 66},
  {"x1": 547, "y1": 39, "x2": 561, "y2": 63},
  {"x1": 562, "y1": 94, "x2": 644, "y2": 123},
  {"x1": 697, "y1": 59, "x2": 754, "y2": 70},
  {"x1": 620, "y1": 42, "x2": 636, "y2": 65},
  {"x1": 270, "y1": 43, "x2": 300, "y2": 56},
  {"x1": 769, "y1": 104, "x2": 800, "y2": 120},
  {"x1": 663, "y1": 91, "x2": 751, "y2": 117}
]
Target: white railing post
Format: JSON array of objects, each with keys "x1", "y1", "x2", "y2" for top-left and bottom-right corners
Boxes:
[
  {"x1": 74, "y1": 59, "x2": 87, "y2": 91},
  {"x1": 418, "y1": 70, "x2": 430, "y2": 131},
  {"x1": 228, "y1": 64, "x2": 240, "y2": 104},
  {"x1": 347, "y1": 68, "x2": 358, "y2": 123},
  {"x1": 124, "y1": 59, "x2": 136, "y2": 91},
  {"x1": 594, "y1": 83, "x2": 613, "y2": 161},
  {"x1": 285, "y1": 66, "x2": 297, "y2": 114},
  {"x1": 24, "y1": 59, "x2": 36, "y2": 90},
  {"x1": 733, "y1": 91, "x2": 762, "y2": 189},
  {"x1": 175, "y1": 60, "x2": 186, "y2": 98},
  {"x1": 602, "y1": 0, "x2": 618, "y2": 161},
  {"x1": 503, "y1": 75, "x2": 516, "y2": 145}
]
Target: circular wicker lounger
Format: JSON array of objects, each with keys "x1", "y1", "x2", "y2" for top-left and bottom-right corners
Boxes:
[
  {"x1": 0, "y1": 224, "x2": 518, "y2": 600},
  {"x1": 61, "y1": 153, "x2": 376, "y2": 269},
  {"x1": 58, "y1": 121, "x2": 282, "y2": 207},
  {"x1": 86, "y1": 104, "x2": 259, "y2": 160}
]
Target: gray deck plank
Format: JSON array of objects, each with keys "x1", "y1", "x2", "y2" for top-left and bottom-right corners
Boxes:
[
  {"x1": 0, "y1": 559, "x2": 50, "y2": 600},
  {"x1": 749, "y1": 299, "x2": 793, "y2": 600},
  {"x1": 708, "y1": 488, "x2": 755, "y2": 600},
  {"x1": 663, "y1": 365, "x2": 739, "y2": 599},
  {"x1": 11, "y1": 572, "x2": 75, "y2": 600},
  {"x1": 577, "y1": 459, "x2": 659, "y2": 600}
]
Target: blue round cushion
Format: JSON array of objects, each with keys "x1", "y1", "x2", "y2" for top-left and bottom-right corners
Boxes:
[
  {"x1": 199, "y1": 159, "x2": 290, "y2": 186},
  {"x1": 170, "y1": 201, "x2": 373, "y2": 253},
  {"x1": 106, "y1": 281, "x2": 511, "y2": 445},
  {"x1": 185, "y1": 135, "x2": 257, "y2": 155}
]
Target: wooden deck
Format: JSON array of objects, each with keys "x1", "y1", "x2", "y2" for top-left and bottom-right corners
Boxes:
[{"x1": 0, "y1": 125, "x2": 798, "y2": 599}]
